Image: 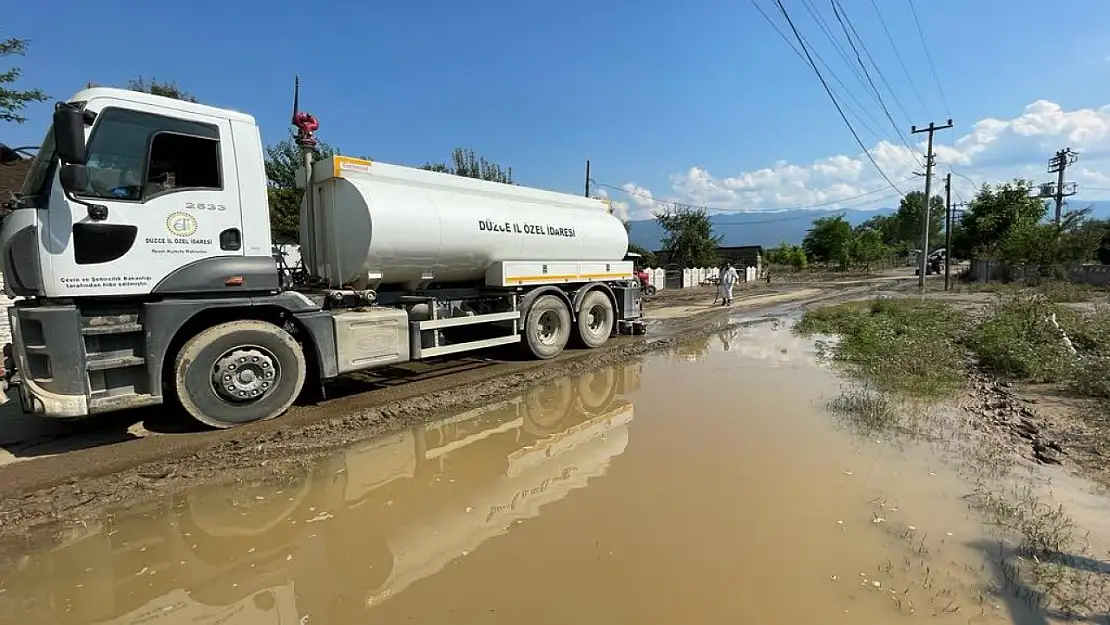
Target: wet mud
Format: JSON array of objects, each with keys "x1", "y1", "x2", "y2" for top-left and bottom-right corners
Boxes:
[
  {"x1": 0, "y1": 284, "x2": 878, "y2": 536},
  {"x1": 0, "y1": 319, "x2": 1056, "y2": 625}
]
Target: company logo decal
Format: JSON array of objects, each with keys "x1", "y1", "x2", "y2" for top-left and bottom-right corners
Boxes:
[{"x1": 166, "y1": 212, "x2": 198, "y2": 237}]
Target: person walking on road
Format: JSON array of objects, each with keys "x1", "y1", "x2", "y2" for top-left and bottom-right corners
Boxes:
[{"x1": 719, "y1": 263, "x2": 740, "y2": 306}]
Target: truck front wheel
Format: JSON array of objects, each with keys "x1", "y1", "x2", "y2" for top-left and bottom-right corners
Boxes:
[
  {"x1": 523, "y1": 295, "x2": 571, "y2": 359},
  {"x1": 173, "y1": 320, "x2": 306, "y2": 429}
]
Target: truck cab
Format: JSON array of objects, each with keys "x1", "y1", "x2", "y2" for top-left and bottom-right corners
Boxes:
[{"x1": 0, "y1": 89, "x2": 298, "y2": 421}]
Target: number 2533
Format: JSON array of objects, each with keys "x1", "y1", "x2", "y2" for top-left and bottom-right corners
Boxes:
[{"x1": 184, "y1": 202, "x2": 227, "y2": 212}]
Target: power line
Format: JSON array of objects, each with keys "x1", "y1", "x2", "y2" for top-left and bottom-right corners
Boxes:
[
  {"x1": 830, "y1": 0, "x2": 916, "y2": 146},
  {"x1": 787, "y1": 0, "x2": 918, "y2": 157},
  {"x1": 747, "y1": 0, "x2": 892, "y2": 145},
  {"x1": 866, "y1": 0, "x2": 929, "y2": 117},
  {"x1": 798, "y1": 0, "x2": 871, "y2": 91},
  {"x1": 773, "y1": 0, "x2": 907, "y2": 196},
  {"x1": 906, "y1": 0, "x2": 951, "y2": 117}
]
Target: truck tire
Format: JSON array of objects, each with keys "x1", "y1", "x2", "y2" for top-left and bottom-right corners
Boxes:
[
  {"x1": 522, "y1": 377, "x2": 575, "y2": 435},
  {"x1": 523, "y1": 294, "x2": 571, "y2": 359},
  {"x1": 575, "y1": 290, "x2": 614, "y2": 348},
  {"x1": 644, "y1": 284, "x2": 657, "y2": 296},
  {"x1": 173, "y1": 320, "x2": 306, "y2": 429}
]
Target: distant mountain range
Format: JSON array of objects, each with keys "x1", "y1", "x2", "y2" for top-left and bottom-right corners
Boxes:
[{"x1": 627, "y1": 200, "x2": 1110, "y2": 250}]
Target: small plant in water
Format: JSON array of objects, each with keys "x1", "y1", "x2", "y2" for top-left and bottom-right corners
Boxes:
[{"x1": 828, "y1": 387, "x2": 898, "y2": 434}]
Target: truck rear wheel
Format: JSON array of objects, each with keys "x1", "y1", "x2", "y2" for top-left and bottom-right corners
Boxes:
[
  {"x1": 523, "y1": 295, "x2": 571, "y2": 359},
  {"x1": 575, "y1": 290, "x2": 614, "y2": 348},
  {"x1": 173, "y1": 320, "x2": 306, "y2": 429}
]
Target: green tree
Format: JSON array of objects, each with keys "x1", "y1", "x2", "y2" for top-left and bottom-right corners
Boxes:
[
  {"x1": 422, "y1": 148, "x2": 514, "y2": 184},
  {"x1": 803, "y1": 214, "x2": 855, "y2": 268},
  {"x1": 626, "y1": 242, "x2": 657, "y2": 267},
  {"x1": 1085, "y1": 219, "x2": 1110, "y2": 265},
  {"x1": 765, "y1": 242, "x2": 795, "y2": 265},
  {"x1": 125, "y1": 76, "x2": 198, "y2": 102},
  {"x1": 889, "y1": 190, "x2": 946, "y2": 252},
  {"x1": 655, "y1": 204, "x2": 721, "y2": 268},
  {"x1": 997, "y1": 207, "x2": 1101, "y2": 270},
  {"x1": 790, "y1": 246, "x2": 808, "y2": 268},
  {"x1": 959, "y1": 179, "x2": 1046, "y2": 258},
  {"x1": 265, "y1": 136, "x2": 338, "y2": 243},
  {"x1": 857, "y1": 213, "x2": 898, "y2": 246},
  {"x1": 765, "y1": 241, "x2": 809, "y2": 268},
  {"x1": 851, "y1": 226, "x2": 889, "y2": 270},
  {"x1": 0, "y1": 36, "x2": 48, "y2": 124}
]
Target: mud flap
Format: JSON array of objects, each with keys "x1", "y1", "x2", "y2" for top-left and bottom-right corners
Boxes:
[{"x1": 617, "y1": 320, "x2": 646, "y2": 336}]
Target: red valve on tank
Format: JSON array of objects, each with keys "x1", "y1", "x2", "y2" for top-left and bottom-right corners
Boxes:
[
  {"x1": 292, "y1": 111, "x2": 320, "y2": 149},
  {"x1": 292, "y1": 111, "x2": 319, "y2": 134}
]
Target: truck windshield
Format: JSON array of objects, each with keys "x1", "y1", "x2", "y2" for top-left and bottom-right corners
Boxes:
[{"x1": 17, "y1": 125, "x2": 56, "y2": 207}]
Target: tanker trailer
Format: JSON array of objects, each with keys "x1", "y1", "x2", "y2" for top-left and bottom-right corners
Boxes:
[{"x1": 0, "y1": 87, "x2": 645, "y2": 427}]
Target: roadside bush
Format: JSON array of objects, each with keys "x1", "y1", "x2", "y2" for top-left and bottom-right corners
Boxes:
[
  {"x1": 958, "y1": 280, "x2": 1101, "y2": 303},
  {"x1": 1061, "y1": 306, "x2": 1110, "y2": 398},
  {"x1": 966, "y1": 294, "x2": 1075, "y2": 382},
  {"x1": 1037, "y1": 281, "x2": 1097, "y2": 303},
  {"x1": 1071, "y1": 355, "x2": 1110, "y2": 399},
  {"x1": 795, "y1": 299, "x2": 965, "y2": 398}
]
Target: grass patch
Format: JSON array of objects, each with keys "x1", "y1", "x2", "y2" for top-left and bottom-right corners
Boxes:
[
  {"x1": 957, "y1": 279, "x2": 1102, "y2": 303},
  {"x1": 795, "y1": 298, "x2": 966, "y2": 398},
  {"x1": 1036, "y1": 280, "x2": 1099, "y2": 303},
  {"x1": 967, "y1": 294, "x2": 1110, "y2": 401},
  {"x1": 827, "y1": 387, "x2": 898, "y2": 433},
  {"x1": 965, "y1": 294, "x2": 1077, "y2": 382}
]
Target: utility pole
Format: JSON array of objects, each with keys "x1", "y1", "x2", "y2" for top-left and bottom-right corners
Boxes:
[
  {"x1": 1043, "y1": 148, "x2": 1078, "y2": 223},
  {"x1": 911, "y1": 119, "x2": 953, "y2": 290},
  {"x1": 944, "y1": 173, "x2": 952, "y2": 291},
  {"x1": 584, "y1": 160, "x2": 591, "y2": 197}
]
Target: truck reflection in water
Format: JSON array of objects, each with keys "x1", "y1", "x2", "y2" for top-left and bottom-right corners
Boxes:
[{"x1": 0, "y1": 362, "x2": 640, "y2": 625}]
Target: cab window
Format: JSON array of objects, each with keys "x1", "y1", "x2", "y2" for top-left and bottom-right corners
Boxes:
[{"x1": 81, "y1": 108, "x2": 222, "y2": 202}]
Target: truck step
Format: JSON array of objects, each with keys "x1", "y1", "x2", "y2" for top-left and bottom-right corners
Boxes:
[
  {"x1": 89, "y1": 391, "x2": 160, "y2": 413},
  {"x1": 81, "y1": 322, "x2": 144, "y2": 336},
  {"x1": 86, "y1": 353, "x2": 146, "y2": 371}
]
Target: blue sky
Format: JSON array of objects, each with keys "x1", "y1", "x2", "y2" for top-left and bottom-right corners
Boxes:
[{"x1": 5, "y1": 0, "x2": 1110, "y2": 219}]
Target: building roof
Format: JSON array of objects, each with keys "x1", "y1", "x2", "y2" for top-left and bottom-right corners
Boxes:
[{"x1": 0, "y1": 159, "x2": 32, "y2": 201}]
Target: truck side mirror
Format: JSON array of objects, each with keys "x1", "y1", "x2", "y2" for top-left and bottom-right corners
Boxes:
[
  {"x1": 53, "y1": 105, "x2": 87, "y2": 165},
  {"x1": 59, "y1": 163, "x2": 89, "y2": 194}
]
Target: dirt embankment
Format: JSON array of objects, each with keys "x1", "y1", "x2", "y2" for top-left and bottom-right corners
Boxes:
[
  {"x1": 0, "y1": 280, "x2": 891, "y2": 539},
  {"x1": 800, "y1": 287, "x2": 1110, "y2": 493}
]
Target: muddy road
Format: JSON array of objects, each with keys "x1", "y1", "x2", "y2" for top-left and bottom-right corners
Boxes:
[
  {"x1": 0, "y1": 307, "x2": 1091, "y2": 625},
  {"x1": 0, "y1": 280, "x2": 898, "y2": 533}
]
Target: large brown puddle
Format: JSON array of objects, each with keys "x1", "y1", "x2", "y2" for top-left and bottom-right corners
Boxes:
[{"x1": 0, "y1": 322, "x2": 1056, "y2": 624}]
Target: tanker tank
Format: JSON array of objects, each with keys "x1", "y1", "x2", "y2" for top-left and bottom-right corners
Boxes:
[{"x1": 301, "y1": 156, "x2": 630, "y2": 289}]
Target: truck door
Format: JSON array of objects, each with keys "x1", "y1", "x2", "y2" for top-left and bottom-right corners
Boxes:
[{"x1": 45, "y1": 98, "x2": 244, "y2": 298}]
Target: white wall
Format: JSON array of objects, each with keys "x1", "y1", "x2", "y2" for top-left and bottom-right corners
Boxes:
[{"x1": 643, "y1": 266, "x2": 759, "y2": 290}]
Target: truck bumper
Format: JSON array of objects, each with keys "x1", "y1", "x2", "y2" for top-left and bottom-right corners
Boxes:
[{"x1": 5, "y1": 304, "x2": 93, "y2": 419}]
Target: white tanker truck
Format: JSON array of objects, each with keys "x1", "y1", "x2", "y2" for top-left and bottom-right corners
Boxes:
[{"x1": 0, "y1": 87, "x2": 644, "y2": 427}]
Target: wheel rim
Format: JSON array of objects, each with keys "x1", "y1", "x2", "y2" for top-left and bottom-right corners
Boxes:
[
  {"x1": 211, "y1": 345, "x2": 280, "y2": 404},
  {"x1": 586, "y1": 305, "x2": 607, "y2": 336},
  {"x1": 537, "y1": 310, "x2": 561, "y2": 345}
]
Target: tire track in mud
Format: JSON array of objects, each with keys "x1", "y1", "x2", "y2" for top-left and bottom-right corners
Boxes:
[{"x1": 0, "y1": 283, "x2": 879, "y2": 536}]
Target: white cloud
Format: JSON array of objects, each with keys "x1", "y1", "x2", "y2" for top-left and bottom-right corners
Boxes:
[{"x1": 615, "y1": 100, "x2": 1110, "y2": 219}]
